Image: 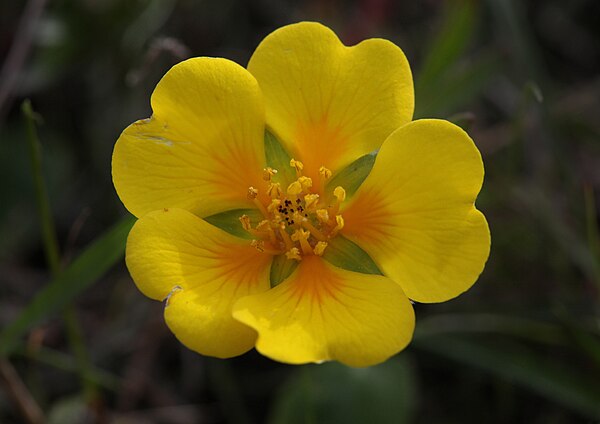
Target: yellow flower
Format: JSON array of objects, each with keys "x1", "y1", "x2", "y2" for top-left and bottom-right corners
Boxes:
[{"x1": 112, "y1": 22, "x2": 490, "y2": 367}]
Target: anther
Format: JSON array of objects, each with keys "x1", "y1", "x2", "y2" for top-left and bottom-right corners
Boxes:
[
  {"x1": 285, "y1": 247, "x2": 302, "y2": 261},
  {"x1": 333, "y1": 186, "x2": 346, "y2": 203},
  {"x1": 247, "y1": 186, "x2": 259, "y2": 199},
  {"x1": 239, "y1": 214, "x2": 252, "y2": 231},
  {"x1": 291, "y1": 229, "x2": 312, "y2": 255},
  {"x1": 301, "y1": 220, "x2": 327, "y2": 241},
  {"x1": 332, "y1": 215, "x2": 345, "y2": 234},
  {"x1": 316, "y1": 209, "x2": 330, "y2": 224},
  {"x1": 262, "y1": 167, "x2": 278, "y2": 181},
  {"x1": 297, "y1": 176, "x2": 313, "y2": 191},
  {"x1": 287, "y1": 180, "x2": 303, "y2": 196},
  {"x1": 319, "y1": 166, "x2": 332, "y2": 179},
  {"x1": 267, "y1": 182, "x2": 282, "y2": 199},
  {"x1": 251, "y1": 239, "x2": 265, "y2": 252},
  {"x1": 304, "y1": 194, "x2": 320, "y2": 211},
  {"x1": 313, "y1": 241, "x2": 328, "y2": 256},
  {"x1": 290, "y1": 158, "x2": 304, "y2": 174}
]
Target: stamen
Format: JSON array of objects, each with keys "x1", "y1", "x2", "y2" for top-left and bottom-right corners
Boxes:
[
  {"x1": 316, "y1": 209, "x2": 330, "y2": 224},
  {"x1": 291, "y1": 229, "x2": 312, "y2": 255},
  {"x1": 301, "y1": 220, "x2": 327, "y2": 241},
  {"x1": 285, "y1": 247, "x2": 302, "y2": 261},
  {"x1": 331, "y1": 214, "x2": 345, "y2": 235},
  {"x1": 248, "y1": 186, "x2": 269, "y2": 217},
  {"x1": 330, "y1": 186, "x2": 346, "y2": 215},
  {"x1": 251, "y1": 239, "x2": 282, "y2": 255},
  {"x1": 319, "y1": 166, "x2": 332, "y2": 179},
  {"x1": 267, "y1": 199, "x2": 282, "y2": 213},
  {"x1": 278, "y1": 226, "x2": 293, "y2": 250},
  {"x1": 267, "y1": 182, "x2": 283, "y2": 199},
  {"x1": 313, "y1": 241, "x2": 328, "y2": 256},
  {"x1": 290, "y1": 158, "x2": 304, "y2": 175},
  {"x1": 262, "y1": 167, "x2": 278, "y2": 181},
  {"x1": 304, "y1": 194, "x2": 319, "y2": 211},
  {"x1": 287, "y1": 180, "x2": 303, "y2": 196},
  {"x1": 247, "y1": 186, "x2": 259, "y2": 199},
  {"x1": 333, "y1": 186, "x2": 346, "y2": 202},
  {"x1": 239, "y1": 214, "x2": 252, "y2": 231},
  {"x1": 297, "y1": 176, "x2": 313, "y2": 191}
]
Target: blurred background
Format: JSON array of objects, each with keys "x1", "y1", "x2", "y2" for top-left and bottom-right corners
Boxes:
[{"x1": 1, "y1": 0, "x2": 599, "y2": 423}]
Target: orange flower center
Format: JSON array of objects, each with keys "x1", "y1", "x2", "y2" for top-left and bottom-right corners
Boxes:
[{"x1": 240, "y1": 159, "x2": 346, "y2": 260}]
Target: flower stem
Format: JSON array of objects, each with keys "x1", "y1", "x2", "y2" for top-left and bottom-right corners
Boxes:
[{"x1": 22, "y1": 99, "x2": 99, "y2": 402}]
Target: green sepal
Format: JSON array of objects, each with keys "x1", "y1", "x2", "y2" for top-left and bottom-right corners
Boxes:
[
  {"x1": 322, "y1": 235, "x2": 383, "y2": 275},
  {"x1": 326, "y1": 153, "x2": 376, "y2": 198},
  {"x1": 264, "y1": 130, "x2": 296, "y2": 186},
  {"x1": 204, "y1": 208, "x2": 263, "y2": 239},
  {"x1": 270, "y1": 254, "x2": 298, "y2": 288}
]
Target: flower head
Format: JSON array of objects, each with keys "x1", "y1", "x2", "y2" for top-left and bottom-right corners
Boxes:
[{"x1": 112, "y1": 22, "x2": 490, "y2": 367}]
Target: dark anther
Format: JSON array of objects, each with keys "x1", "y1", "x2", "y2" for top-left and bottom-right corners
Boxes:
[
  {"x1": 290, "y1": 220, "x2": 295, "y2": 224},
  {"x1": 296, "y1": 198, "x2": 301, "y2": 204},
  {"x1": 290, "y1": 209, "x2": 294, "y2": 213}
]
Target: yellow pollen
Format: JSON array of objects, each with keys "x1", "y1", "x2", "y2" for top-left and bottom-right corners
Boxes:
[
  {"x1": 242, "y1": 168, "x2": 349, "y2": 262},
  {"x1": 290, "y1": 158, "x2": 304, "y2": 174},
  {"x1": 333, "y1": 186, "x2": 346, "y2": 202},
  {"x1": 286, "y1": 180, "x2": 303, "y2": 196},
  {"x1": 262, "y1": 167, "x2": 278, "y2": 181},
  {"x1": 256, "y1": 220, "x2": 270, "y2": 231},
  {"x1": 304, "y1": 193, "x2": 319, "y2": 211},
  {"x1": 247, "y1": 186, "x2": 259, "y2": 199},
  {"x1": 316, "y1": 209, "x2": 330, "y2": 224},
  {"x1": 313, "y1": 241, "x2": 328, "y2": 256},
  {"x1": 285, "y1": 247, "x2": 302, "y2": 261},
  {"x1": 268, "y1": 199, "x2": 282, "y2": 213},
  {"x1": 292, "y1": 229, "x2": 312, "y2": 255},
  {"x1": 251, "y1": 239, "x2": 281, "y2": 255},
  {"x1": 332, "y1": 214, "x2": 345, "y2": 234},
  {"x1": 267, "y1": 182, "x2": 282, "y2": 199},
  {"x1": 239, "y1": 214, "x2": 252, "y2": 231},
  {"x1": 251, "y1": 239, "x2": 264, "y2": 252},
  {"x1": 319, "y1": 166, "x2": 332, "y2": 179},
  {"x1": 297, "y1": 176, "x2": 313, "y2": 191}
]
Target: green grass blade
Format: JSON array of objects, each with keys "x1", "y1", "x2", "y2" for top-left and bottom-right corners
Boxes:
[
  {"x1": 415, "y1": 335, "x2": 600, "y2": 418},
  {"x1": 0, "y1": 215, "x2": 135, "y2": 357},
  {"x1": 416, "y1": 0, "x2": 477, "y2": 93}
]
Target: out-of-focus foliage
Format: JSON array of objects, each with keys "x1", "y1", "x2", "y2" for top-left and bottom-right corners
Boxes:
[{"x1": 1, "y1": 0, "x2": 599, "y2": 423}]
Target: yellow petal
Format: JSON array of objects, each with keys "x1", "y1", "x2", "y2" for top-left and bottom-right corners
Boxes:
[
  {"x1": 233, "y1": 256, "x2": 414, "y2": 367},
  {"x1": 248, "y1": 22, "x2": 413, "y2": 181},
  {"x1": 113, "y1": 57, "x2": 266, "y2": 218},
  {"x1": 126, "y1": 208, "x2": 272, "y2": 358},
  {"x1": 343, "y1": 119, "x2": 490, "y2": 303}
]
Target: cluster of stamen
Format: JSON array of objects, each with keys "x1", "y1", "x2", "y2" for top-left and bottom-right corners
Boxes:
[{"x1": 240, "y1": 159, "x2": 346, "y2": 261}]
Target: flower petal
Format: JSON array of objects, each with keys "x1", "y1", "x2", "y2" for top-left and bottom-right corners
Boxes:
[
  {"x1": 342, "y1": 119, "x2": 490, "y2": 303},
  {"x1": 126, "y1": 208, "x2": 272, "y2": 358},
  {"x1": 113, "y1": 57, "x2": 266, "y2": 218},
  {"x1": 248, "y1": 22, "x2": 413, "y2": 179},
  {"x1": 233, "y1": 256, "x2": 414, "y2": 367}
]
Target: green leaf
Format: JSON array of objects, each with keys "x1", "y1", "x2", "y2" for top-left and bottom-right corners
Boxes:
[
  {"x1": 204, "y1": 208, "x2": 263, "y2": 239},
  {"x1": 264, "y1": 130, "x2": 295, "y2": 186},
  {"x1": 269, "y1": 356, "x2": 417, "y2": 424},
  {"x1": 322, "y1": 236, "x2": 382, "y2": 275},
  {"x1": 414, "y1": 335, "x2": 600, "y2": 419},
  {"x1": 325, "y1": 153, "x2": 376, "y2": 198},
  {"x1": 0, "y1": 215, "x2": 135, "y2": 357},
  {"x1": 269, "y1": 254, "x2": 298, "y2": 288}
]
